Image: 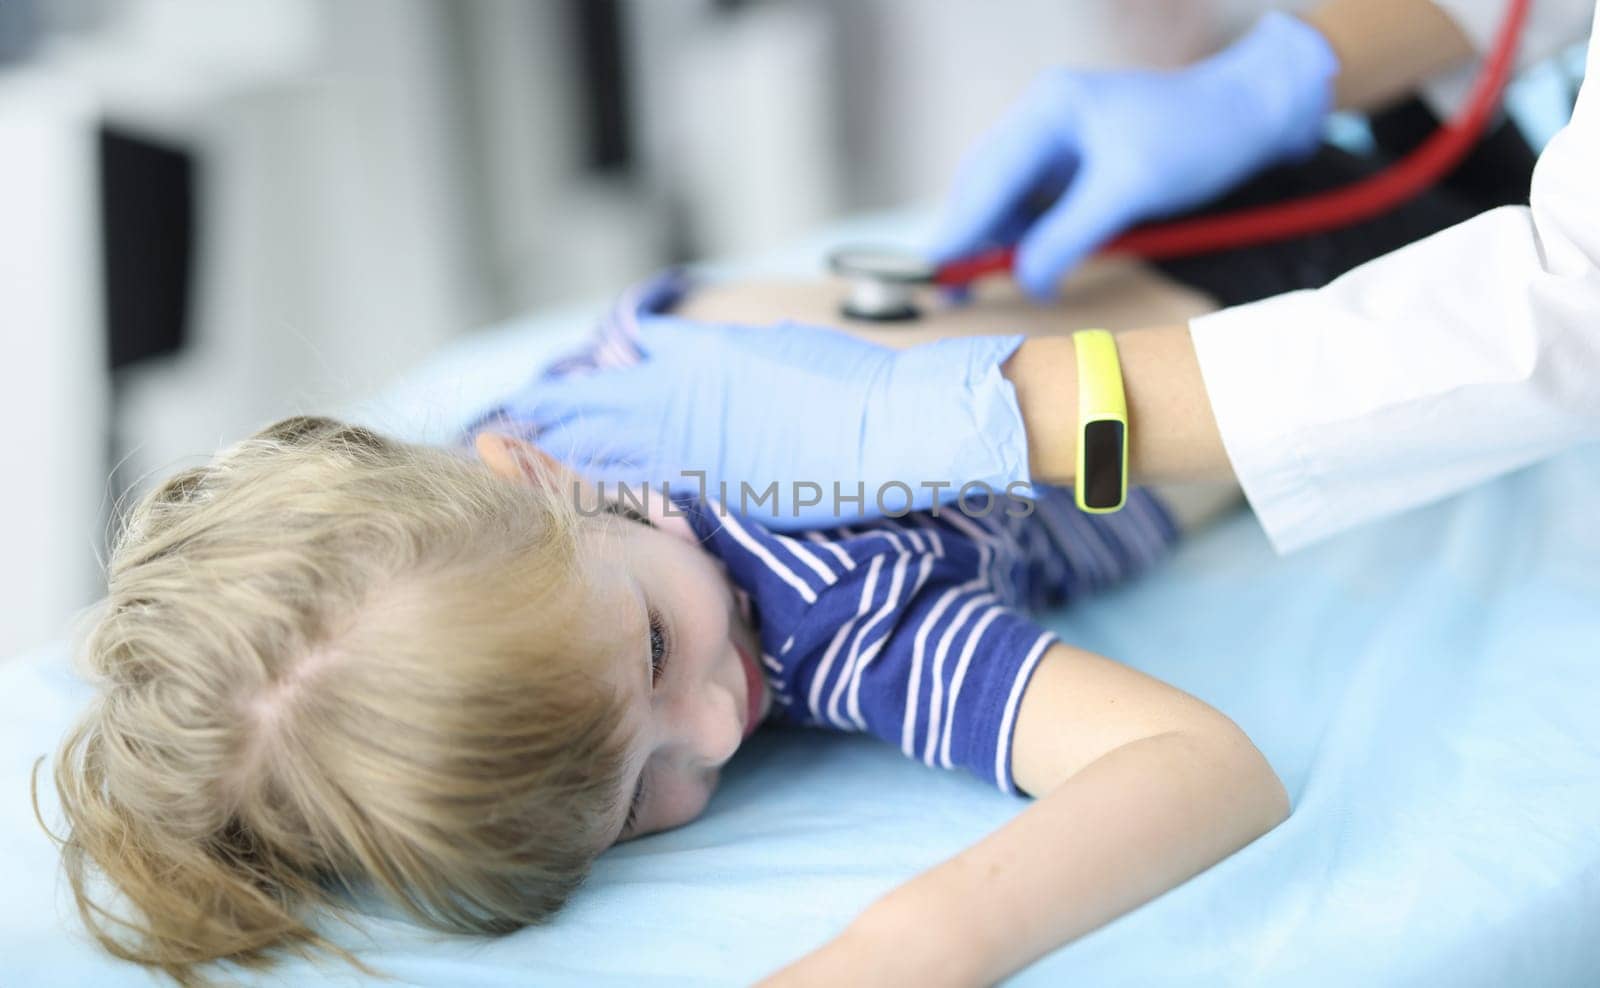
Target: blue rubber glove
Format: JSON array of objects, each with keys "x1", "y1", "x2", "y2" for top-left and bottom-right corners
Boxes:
[
  {"x1": 501, "y1": 317, "x2": 1029, "y2": 529},
  {"x1": 932, "y1": 12, "x2": 1338, "y2": 298}
]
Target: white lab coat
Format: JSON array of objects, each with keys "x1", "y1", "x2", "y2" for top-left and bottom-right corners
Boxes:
[{"x1": 1190, "y1": 2, "x2": 1598, "y2": 553}]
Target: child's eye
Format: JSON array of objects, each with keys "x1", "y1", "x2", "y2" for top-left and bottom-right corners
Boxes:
[{"x1": 648, "y1": 608, "x2": 671, "y2": 685}]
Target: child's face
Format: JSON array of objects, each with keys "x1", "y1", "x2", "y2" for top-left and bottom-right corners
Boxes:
[
  {"x1": 474, "y1": 434, "x2": 770, "y2": 844},
  {"x1": 582, "y1": 502, "x2": 770, "y2": 843}
]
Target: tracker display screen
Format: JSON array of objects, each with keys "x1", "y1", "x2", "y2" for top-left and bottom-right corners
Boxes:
[{"x1": 1082, "y1": 420, "x2": 1125, "y2": 510}]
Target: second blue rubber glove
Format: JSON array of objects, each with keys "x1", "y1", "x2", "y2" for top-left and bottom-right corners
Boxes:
[
  {"x1": 932, "y1": 12, "x2": 1339, "y2": 298},
  {"x1": 500, "y1": 317, "x2": 1029, "y2": 529}
]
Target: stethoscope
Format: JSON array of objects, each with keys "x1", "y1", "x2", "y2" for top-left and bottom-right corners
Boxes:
[{"x1": 831, "y1": 0, "x2": 1531, "y2": 322}]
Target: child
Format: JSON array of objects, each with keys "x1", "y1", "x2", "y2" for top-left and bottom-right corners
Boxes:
[{"x1": 44, "y1": 275, "x2": 1286, "y2": 986}]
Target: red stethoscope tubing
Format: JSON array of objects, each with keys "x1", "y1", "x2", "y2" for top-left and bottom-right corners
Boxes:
[{"x1": 934, "y1": 0, "x2": 1532, "y2": 287}]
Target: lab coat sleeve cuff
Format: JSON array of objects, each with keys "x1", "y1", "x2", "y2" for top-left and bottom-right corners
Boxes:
[{"x1": 1189, "y1": 292, "x2": 1339, "y2": 556}]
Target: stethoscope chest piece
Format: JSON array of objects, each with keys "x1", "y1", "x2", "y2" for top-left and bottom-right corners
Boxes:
[{"x1": 828, "y1": 245, "x2": 938, "y2": 322}]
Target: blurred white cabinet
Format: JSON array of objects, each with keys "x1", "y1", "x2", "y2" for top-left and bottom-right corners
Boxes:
[
  {"x1": 0, "y1": 71, "x2": 104, "y2": 658},
  {"x1": 0, "y1": 0, "x2": 487, "y2": 658}
]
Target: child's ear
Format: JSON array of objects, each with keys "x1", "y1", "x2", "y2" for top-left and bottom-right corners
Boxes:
[
  {"x1": 474, "y1": 432, "x2": 573, "y2": 490},
  {"x1": 474, "y1": 430, "x2": 700, "y2": 544}
]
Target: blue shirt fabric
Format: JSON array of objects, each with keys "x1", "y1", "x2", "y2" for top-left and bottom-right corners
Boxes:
[
  {"x1": 467, "y1": 272, "x2": 1180, "y2": 793},
  {"x1": 669, "y1": 491, "x2": 1177, "y2": 794}
]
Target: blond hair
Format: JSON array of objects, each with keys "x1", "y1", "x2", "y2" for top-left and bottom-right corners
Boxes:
[{"x1": 37, "y1": 416, "x2": 632, "y2": 985}]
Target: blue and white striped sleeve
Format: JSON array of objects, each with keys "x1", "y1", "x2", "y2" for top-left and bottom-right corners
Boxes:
[
  {"x1": 763, "y1": 529, "x2": 1061, "y2": 795},
  {"x1": 683, "y1": 504, "x2": 1060, "y2": 794},
  {"x1": 1009, "y1": 486, "x2": 1181, "y2": 611}
]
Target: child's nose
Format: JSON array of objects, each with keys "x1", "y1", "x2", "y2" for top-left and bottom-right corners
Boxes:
[{"x1": 688, "y1": 689, "x2": 743, "y2": 769}]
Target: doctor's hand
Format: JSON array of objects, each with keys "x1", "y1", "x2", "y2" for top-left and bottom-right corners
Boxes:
[
  {"x1": 500, "y1": 317, "x2": 1030, "y2": 529},
  {"x1": 932, "y1": 11, "x2": 1338, "y2": 299}
]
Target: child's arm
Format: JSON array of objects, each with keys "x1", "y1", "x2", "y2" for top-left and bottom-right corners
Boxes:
[{"x1": 762, "y1": 643, "x2": 1289, "y2": 986}]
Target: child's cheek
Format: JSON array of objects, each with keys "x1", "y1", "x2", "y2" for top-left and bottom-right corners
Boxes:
[{"x1": 646, "y1": 771, "x2": 716, "y2": 834}]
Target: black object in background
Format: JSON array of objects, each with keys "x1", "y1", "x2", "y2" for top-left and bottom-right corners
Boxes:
[
  {"x1": 1153, "y1": 97, "x2": 1540, "y2": 309},
  {"x1": 570, "y1": 0, "x2": 631, "y2": 173},
  {"x1": 1369, "y1": 97, "x2": 1540, "y2": 210},
  {"x1": 100, "y1": 126, "x2": 197, "y2": 370}
]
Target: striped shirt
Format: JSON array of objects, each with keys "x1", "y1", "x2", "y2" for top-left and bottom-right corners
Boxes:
[
  {"x1": 468, "y1": 272, "x2": 1180, "y2": 792},
  {"x1": 670, "y1": 488, "x2": 1176, "y2": 793}
]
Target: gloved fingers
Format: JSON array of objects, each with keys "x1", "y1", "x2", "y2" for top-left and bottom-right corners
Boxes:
[
  {"x1": 637, "y1": 313, "x2": 883, "y2": 378},
  {"x1": 528, "y1": 413, "x2": 650, "y2": 474},
  {"x1": 636, "y1": 312, "x2": 819, "y2": 349},
  {"x1": 632, "y1": 314, "x2": 735, "y2": 359},
  {"x1": 1013, "y1": 163, "x2": 1132, "y2": 299},
  {"x1": 929, "y1": 103, "x2": 1076, "y2": 265},
  {"x1": 987, "y1": 204, "x2": 1049, "y2": 255},
  {"x1": 498, "y1": 368, "x2": 660, "y2": 428}
]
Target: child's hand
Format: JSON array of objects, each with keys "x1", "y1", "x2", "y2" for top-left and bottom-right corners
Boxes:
[{"x1": 501, "y1": 316, "x2": 1029, "y2": 529}]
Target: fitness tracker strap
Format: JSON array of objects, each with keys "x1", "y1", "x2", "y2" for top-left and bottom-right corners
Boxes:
[{"x1": 1072, "y1": 329, "x2": 1128, "y2": 513}]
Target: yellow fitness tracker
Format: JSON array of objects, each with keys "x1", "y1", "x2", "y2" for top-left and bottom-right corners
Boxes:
[{"x1": 1072, "y1": 329, "x2": 1128, "y2": 513}]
